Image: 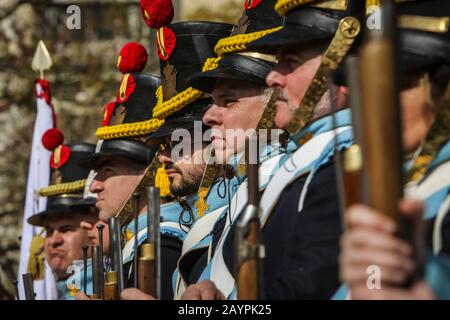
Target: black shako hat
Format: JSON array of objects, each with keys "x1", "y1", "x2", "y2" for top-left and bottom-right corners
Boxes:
[
  {"x1": 28, "y1": 143, "x2": 96, "y2": 226},
  {"x1": 188, "y1": 0, "x2": 282, "y2": 94},
  {"x1": 150, "y1": 21, "x2": 233, "y2": 138},
  {"x1": 247, "y1": 0, "x2": 365, "y2": 53},
  {"x1": 79, "y1": 42, "x2": 162, "y2": 170}
]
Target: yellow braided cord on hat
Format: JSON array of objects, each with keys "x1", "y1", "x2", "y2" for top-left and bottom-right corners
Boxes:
[
  {"x1": 27, "y1": 229, "x2": 45, "y2": 280},
  {"x1": 155, "y1": 163, "x2": 172, "y2": 197},
  {"x1": 275, "y1": 0, "x2": 316, "y2": 16},
  {"x1": 96, "y1": 118, "x2": 164, "y2": 140},
  {"x1": 38, "y1": 179, "x2": 86, "y2": 197},
  {"x1": 152, "y1": 57, "x2": 222, "y2": 120},
  {"x1": 214, "y1": 26, "x2": 283, "y2": 57}
]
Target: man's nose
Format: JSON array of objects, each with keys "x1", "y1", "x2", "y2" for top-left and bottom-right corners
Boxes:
[
  {"x1": 89, "y1": 177, "x2": 103, "y2": 194},
  {"x1": 202, "y1": 104, "x2": 223, "y2": 127},
  {"x1": 47, "y1": 231, "x2": 64, "y2": 248}
]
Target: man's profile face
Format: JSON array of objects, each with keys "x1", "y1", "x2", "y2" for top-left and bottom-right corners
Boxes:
[
  {"x1": 266, "y1": 44, "x2": 323, "y2": 129},
  {"x1": 203, "y1": 79, "x2": 268, "y2": 163},
  {"x1": 89, "y1": 155, "x2": 145, "y2": 221},
  {"x1": 44, "y1": 213, "x2": 90, "y2": 280},
  {"x1": 158, "y1": 131, "x2": 207, "y2": 197}
]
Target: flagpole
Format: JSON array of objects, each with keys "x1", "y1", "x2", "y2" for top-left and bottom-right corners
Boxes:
[{"x1": 17, "y1": 41, "x2": 57, "y2": 300}]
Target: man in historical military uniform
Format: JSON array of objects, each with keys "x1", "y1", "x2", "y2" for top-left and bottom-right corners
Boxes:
[
  {"x1": 339, "y1": 0, "x2": 450, "y2": 299},
  {"x1": 118, "y1": 0, "x2": 237, "y2": 300},
  {"x1": 78, "y1": 41, "x2": 184, "y2": 299},
  {"x1": 27, "y1": 138, "x2": 97, "y2": 299},
  {"x1": 181, "y1": 0, "x2": 364, "y2": 299},
  {"x1": 79, "y1": 4, "x2": 234, "y2": 297},
  {"x1": 176, "y1": 0, "x2": 303, "y2": 300}
]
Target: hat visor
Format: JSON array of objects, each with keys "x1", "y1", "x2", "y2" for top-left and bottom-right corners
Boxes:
[
  {"x1": 188, "y1": 66, "x2": 268, "y2": 93},
  {"x1": 77, "y1": 149, "x2": 137, "y2": 170},
  {"x1": 78, "y1": 140, "x2": 159, "y2": 170},
  {"x1": 27, "y1": 197, "x2": 94, "y2": 227},
  {"x1": 248, "y1": 25, "x2": 332, "y2": 54}
]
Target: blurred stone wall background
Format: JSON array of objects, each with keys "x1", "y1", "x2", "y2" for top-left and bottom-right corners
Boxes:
[{"x1": 0, "y1": 0, "x2": 241, "y2": 299}]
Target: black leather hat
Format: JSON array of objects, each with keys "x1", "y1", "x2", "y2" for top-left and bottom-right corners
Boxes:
[
  {"x1": 188, "y1": 0, "x2": 282, "y2": 93},
  {"x1": 150, "y1": 21, "x2": 233, "y2": 138},
  {"x1": 248, "y1": 0, "x2": 364, "y2": 53},
  {"x1": 28, "y1": 143, "x2": 96, "y2": 226},
  {"x1": 80, "y1": 42, "x2": 162, "y2": 170}
]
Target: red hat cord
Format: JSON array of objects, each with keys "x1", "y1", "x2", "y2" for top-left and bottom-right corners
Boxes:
[
  {"x1": 102, "y1": 101, "x2": 116, "y2": 126},
  {"x1": 116, "y1": 42, "x2": 148, "y2": 103},
  {"x1": 245, "y1": 0, "x2": 263, "y2": 10},
  {"x1": 156, "y1": 27, "x2": 176, "y2": 61}
]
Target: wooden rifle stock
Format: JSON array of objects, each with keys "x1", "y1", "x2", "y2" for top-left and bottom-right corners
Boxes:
[
  {"x1": 360, "y1": 0, "x2": 404, "y2": 228},
  {"x1": 359, "y1": 1, "x2": 422, "y2": 283},
  {"x1": 235, "y1": 137, "x2": 264, "y2": 300}
]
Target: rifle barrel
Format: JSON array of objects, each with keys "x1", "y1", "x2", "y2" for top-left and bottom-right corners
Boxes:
[
  {"x1": 22, "y1": 273, "x2": 35, "y2": 300},
  {"x1": 235, "y1": 137, "x2": 263, "y2": 300}
]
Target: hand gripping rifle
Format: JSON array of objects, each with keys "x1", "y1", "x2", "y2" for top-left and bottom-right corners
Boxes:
[{"x1": 235, "y1": 136, "x2": 264, "y2": 300}]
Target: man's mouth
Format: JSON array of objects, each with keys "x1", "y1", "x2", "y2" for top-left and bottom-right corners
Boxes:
[
  {"x1": 165, "y1": 165, "x2": 181, "y2": 177},
  {"x1": 48, "y1": 250, "x2": 65, "y2": 258}
]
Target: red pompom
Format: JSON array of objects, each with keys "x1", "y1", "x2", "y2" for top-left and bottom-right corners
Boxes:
[
  {"x1": 245, "y1": 0, "x2": 263, "y2": 10},
  {"x1": 42, "y1": 128, "x2": 64, "y2": 151},
  {"x1": 140, "y1": 0, "x2": 174, "y2": 29},
  {"x1": 102, "y1": 102, "x2": 116, "y2": 126},
  {"x1": 50, "y1": 145, "x2": 71, "y2": 169},
  {"x1": 156, "y1": 27, "x2": 176, "y2": 61},
  {"x1": 117, "y1": 42, "x2": 148, "y2": 74}
]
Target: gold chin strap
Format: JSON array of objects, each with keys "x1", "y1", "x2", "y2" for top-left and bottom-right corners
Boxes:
[
  {"x1": 407, "y1": 83, "x2": 450, "y2": 183},
  {"x1": 257, "y1": 87, "x2": 278, "y2": 131},
  {"x1": 286, "y1": 16, "x2": 361, "y2": 134}
]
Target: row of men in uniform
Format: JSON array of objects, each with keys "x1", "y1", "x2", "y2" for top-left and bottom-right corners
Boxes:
[{"x1": 24, "y1": 0, "x2": 450, "y2": 300}]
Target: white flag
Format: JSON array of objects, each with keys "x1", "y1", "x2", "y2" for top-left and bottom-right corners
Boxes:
[{"x1": 18, "y1": 80, "x2": 58, "y2": 300}]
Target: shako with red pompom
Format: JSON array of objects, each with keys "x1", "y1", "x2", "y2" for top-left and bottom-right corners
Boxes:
[
  {"x1": 140, "y1": 0, "x2": 174, "y2": 29},
  {"x1": 116, "y1": 42, "x2": 149, "y2": 104}
]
